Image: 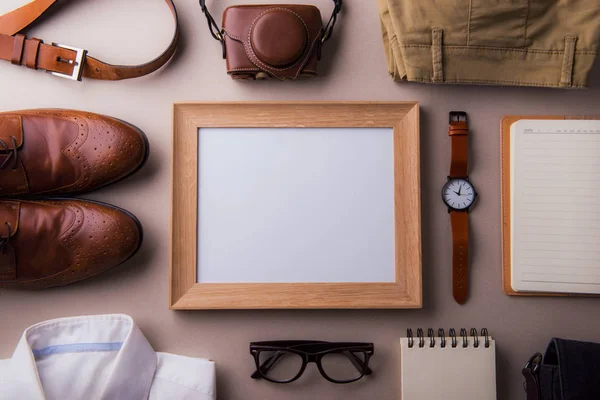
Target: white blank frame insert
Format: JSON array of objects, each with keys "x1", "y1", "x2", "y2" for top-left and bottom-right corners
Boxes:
[
  {"x1": 171, "y1": 102, "x2": 422, "y2": 309},
  {"x1": 197, "y1": 127, "x2": 396, "y2": 284}
]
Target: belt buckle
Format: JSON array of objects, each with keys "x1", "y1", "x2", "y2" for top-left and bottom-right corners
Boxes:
[{"x1": 47, "y1": 43, "x2": 88, "y2": 81}]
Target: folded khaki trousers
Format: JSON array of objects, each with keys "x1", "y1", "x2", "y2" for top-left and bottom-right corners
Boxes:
[{"x1": 378, "y1": 0, "x2": 600, "y2": 88}]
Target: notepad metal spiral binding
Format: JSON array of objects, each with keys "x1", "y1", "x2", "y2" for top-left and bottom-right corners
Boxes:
[{"x1": 406, "y1": 328, "x2": 490, "y2": 349}]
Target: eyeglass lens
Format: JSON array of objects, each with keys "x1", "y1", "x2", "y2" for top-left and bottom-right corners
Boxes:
[
  {"x1": 320, "y1": 350, "x2": 367, "y2": 382},
  {"x1": 258, "y1": 350, "x2": 304, "y2": 382}
]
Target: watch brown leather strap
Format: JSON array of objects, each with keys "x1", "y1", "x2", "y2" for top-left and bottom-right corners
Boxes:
[
  {"x1": 0, "y1": 0, "x2": 179, "y2": 81},
  {"x1": 449, "y1": 112, "x2": 470, "y2": 304},
  {"x1": 449, "y1": 118, "x2": 468, "y2": 178},
  {"x1": 450, "y1": 210, "x2": 468, "y2": 304}
]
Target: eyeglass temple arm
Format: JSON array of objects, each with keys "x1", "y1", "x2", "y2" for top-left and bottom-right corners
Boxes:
[
  {"x1": 251, "y1": 350, "x2": 286, "y2": 379},
  {"x1": 251, "y1": 350, "x2": 372, "y2": 379},
  {"x1": 344, "y1": 350, "x2": 373, "y2": 375}
]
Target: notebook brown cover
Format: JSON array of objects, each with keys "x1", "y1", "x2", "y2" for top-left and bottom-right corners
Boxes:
[{"x1": 500, "y1": 115, "x2": 600, "y2": 297}]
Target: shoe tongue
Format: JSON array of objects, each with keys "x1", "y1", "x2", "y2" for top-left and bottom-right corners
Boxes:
[
  {"x1": 0, "y1": 201, "x2": 19, "y2": 281},
  {"x1": 0, "y1": 115, "x2": 24, "y2": 150},
  {"x1": 0, "y1": 201, "x2": 20, "y2": 237}
]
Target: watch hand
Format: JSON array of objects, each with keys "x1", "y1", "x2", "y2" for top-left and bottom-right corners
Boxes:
[{"x1": 457, "y1": 185, "x2": 462, "y2": 196}]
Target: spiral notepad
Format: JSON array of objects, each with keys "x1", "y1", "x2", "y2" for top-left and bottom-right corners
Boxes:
[{"x1": 400, "y1": 329, "x2": 497, "y2": 400}]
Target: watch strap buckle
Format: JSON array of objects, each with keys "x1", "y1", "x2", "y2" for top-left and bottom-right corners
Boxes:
[{"x1": 449, "y1": 111, "x2": 468, "y2": 124}]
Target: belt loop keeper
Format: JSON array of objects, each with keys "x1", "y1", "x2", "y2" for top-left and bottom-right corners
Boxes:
[
  {"x1": 560, "y1": 36, "x2": 577, "y2": 87},
  {"x1": 25, "y1": 38, "x2": 43, "y2": 70},
  {"x1": 11, "y1": 34, "x2": 26, "y2": 66},
  {"x1": 432, "y1": 28, "x2": 444, "y2": 83}
]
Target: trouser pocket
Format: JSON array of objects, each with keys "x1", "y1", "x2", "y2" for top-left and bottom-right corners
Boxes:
[{"x1": 467, "y1": 0, "x2": 530, "y2": 48}]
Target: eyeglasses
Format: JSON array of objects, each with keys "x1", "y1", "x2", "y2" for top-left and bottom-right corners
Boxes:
[{"x1": 250, "y1": 340, "x2": 374, "y2": 384}]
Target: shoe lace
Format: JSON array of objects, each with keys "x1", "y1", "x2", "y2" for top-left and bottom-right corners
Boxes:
[
  {"x1": 0, "y1": 136, "x2": 19, "y2": 170},
  {"x1": 0, "y1": 222, "x2": 11, "y2": 254}
]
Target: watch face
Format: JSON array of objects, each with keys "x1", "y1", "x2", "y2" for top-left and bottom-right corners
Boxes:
[{"x1": 442, "y1": 178, "x2": 477, "y2": 211}]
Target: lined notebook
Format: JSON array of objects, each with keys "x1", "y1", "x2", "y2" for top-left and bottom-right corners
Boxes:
[
  {"x1": 509, "y1": 119, "x2": 600, "y2": 294},
  {"x1": 400, "y1": 328, "x2": 497, "y2": 400}
]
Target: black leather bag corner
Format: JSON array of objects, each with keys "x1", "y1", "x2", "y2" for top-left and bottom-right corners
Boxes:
[{"x1": 523, "y1": 338, "x2": 600, "y2": 400}]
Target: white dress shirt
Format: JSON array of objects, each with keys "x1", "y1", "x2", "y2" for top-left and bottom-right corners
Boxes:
[{"x1": 0, "y1": 314, "x2": 216, "y2": 400}]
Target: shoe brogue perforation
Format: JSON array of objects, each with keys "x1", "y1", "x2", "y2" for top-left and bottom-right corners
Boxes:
[
  {"x1": 0, "y1": 109, "x2": 148, "y2": 197},
  {"x1": 0, "y1": 199, "x2": 142, "y2": 289}
]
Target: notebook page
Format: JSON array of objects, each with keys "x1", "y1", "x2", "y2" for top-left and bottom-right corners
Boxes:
[
  {"x1": 511, "y1": 119, "x2": 600, "y2": 293},
  {"x1": 400, "y1": 337, "x2": 497, "y2": 400}
]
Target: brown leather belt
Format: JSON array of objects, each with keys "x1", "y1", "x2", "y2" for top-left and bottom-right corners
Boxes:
[{"x1": 0, "y1": 0, "x2": 179, "y2": 81}]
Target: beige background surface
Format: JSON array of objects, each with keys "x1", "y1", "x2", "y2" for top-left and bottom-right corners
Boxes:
[{"x1": 1, "y1": 1, "x2": 599, "y2": 399}]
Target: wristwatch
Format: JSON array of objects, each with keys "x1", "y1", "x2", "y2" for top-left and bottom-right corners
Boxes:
[{"x1": 441, "y1": 112, "x2": 477, "y2": 305}]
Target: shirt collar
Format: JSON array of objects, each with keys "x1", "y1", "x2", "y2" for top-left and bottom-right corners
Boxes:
[{"x1": 5, "y1": 314, "x2": 157, "y2": 400}]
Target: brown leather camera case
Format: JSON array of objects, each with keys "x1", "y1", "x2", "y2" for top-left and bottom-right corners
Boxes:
[{"x1": 222, "y1": 5, "x2": 323, "y2": 80}]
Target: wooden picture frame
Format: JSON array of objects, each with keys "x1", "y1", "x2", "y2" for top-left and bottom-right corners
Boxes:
[{"x1": 171, "y1": 102, "x2": 421, "y2": 309}]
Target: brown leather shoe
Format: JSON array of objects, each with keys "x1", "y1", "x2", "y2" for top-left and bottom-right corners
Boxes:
[
  {"x1": 0, "y1": 109, "x2": 148, "y2": 197},
  {"x1": 0, "y1": 199, "x2": 142, "y2": 289}
]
